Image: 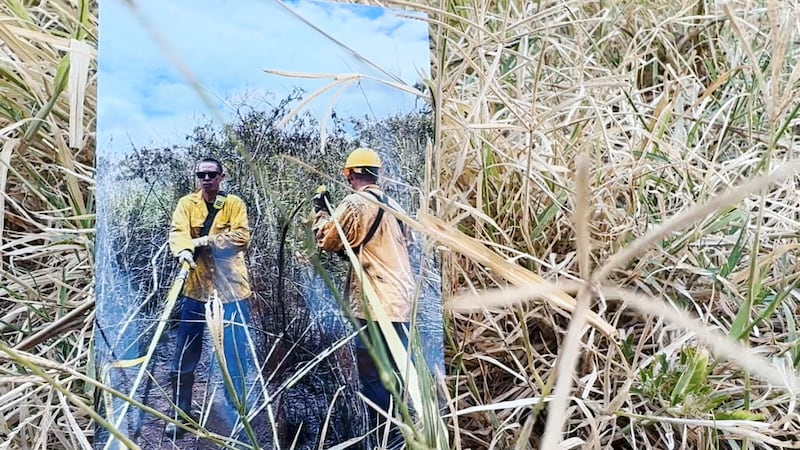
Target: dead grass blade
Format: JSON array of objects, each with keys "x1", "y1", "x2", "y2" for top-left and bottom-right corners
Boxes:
[
  {"x1": 594, "y1": 159, "x2": 800, "y2": 283},
  {"x1": 420, "y1": 213, "x2": 616, "y2": 338},
  {"x1": 541, "y1": 154, "x2": 594, "y2": 449}
]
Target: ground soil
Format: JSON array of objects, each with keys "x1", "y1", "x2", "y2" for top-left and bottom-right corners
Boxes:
[{"x1": 117, "y1": 326, "x2": 273, "y2": 449}]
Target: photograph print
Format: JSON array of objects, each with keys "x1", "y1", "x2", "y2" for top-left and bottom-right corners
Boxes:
[{"x1": 93, "y1": 0, "x2": 442, "y2": 449}]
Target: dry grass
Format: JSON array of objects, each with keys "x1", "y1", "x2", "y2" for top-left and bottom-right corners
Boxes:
[
  {"x1": 0, "y1": 0, "x2": 96, "y2": 449},
  {"x1": 4, "y1": 0, "x2": 800, "y2": 448},
  {"x1": 424, "y1": 0, "x2": 800, "y2": 447}
]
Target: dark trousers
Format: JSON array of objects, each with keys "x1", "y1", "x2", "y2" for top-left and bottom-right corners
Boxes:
[
  {"x1": 170, "y1": 296, "x2": 253, "y2": 413},
  {"x1": 354, "y1": 319, "x2": 410, "y2": 428}
]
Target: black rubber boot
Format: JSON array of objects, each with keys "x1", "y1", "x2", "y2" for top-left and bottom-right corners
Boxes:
[{"x1": 165, "y1": 373, "x2": 195, "y2": 438}]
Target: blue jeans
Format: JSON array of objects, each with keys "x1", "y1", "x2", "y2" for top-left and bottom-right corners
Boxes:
[
  {"x1": 171, "y1": 297, "x2": 253, "y2": 411},
  {"x1": 354, "y1": 320, "x2": 410, "y2": 420}
]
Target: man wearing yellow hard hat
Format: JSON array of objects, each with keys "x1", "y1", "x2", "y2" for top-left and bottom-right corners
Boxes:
[{"x1": 312, "y1": 148, "x2": 414, "y2": 443}]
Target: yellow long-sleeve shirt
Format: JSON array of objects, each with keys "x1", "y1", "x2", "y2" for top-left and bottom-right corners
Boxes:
[
  {"x1": 168, "y1": 191, "x2": 252, "y2": 303},
  {"x1": 313, "y1": 185, "x2": 414, "y2": 322}
]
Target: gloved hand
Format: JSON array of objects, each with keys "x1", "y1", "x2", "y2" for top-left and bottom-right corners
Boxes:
[
  {"x1": 177, "y1": 249, "x2": 196, "y2": 269},
  {"x1": 192, "y1": 236, "x2": 210, "y2": 247},
  {"x1": 312, "y1": 185, "x2": 331, "y2": 213}
]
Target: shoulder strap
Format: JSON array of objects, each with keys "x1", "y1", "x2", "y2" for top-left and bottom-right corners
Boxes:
[
  {"x1": 367, "y1": 190, "x2": 407, "y2": 233},
  {"x1": 344, "y1": 195, "x2": 384, "y2": 300},
  {"x1": 200, "y1": 192, "x2": 227, "y2": 237},
  {"x1": 354, "y1": 191, "x2": 385, "y2": 255},
  {"x1": 354, "y1": 190, "x2": 409, "y2": 254},
  {"x1": 194, "y1": 192, "x2": 226, "y2": 257}
]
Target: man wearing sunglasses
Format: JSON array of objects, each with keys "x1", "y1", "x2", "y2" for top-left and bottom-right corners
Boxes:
[{"x1": 165, "y1": 157, "x2": 254, "y2": 438}]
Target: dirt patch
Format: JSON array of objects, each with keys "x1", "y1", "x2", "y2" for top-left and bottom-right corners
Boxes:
[{"x1": 107, "y1": 326, "x2": 273, "y2": 449}]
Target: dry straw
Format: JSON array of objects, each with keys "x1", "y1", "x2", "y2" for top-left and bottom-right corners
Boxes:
[{"x1": 4, "y1": 0, "x2": 800, "y2": 449}]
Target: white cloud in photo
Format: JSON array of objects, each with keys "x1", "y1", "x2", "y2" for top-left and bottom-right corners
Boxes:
[{"x1": 97, "y1": 0, "x2": 430, "y2": 158}]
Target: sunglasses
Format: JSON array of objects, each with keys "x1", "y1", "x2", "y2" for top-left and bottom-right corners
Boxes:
[{"x1": 196, "y1": 171, "x2": 221, "y2": 180}]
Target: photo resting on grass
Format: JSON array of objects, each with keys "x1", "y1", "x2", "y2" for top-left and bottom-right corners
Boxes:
[{"x1": 93, "y1": 1, "x2": 442, "y2": 448}]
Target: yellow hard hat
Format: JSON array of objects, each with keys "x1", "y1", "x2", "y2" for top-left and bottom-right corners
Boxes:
[{"x1": 343, "y1": 148, "x2": 382, "y2": 176}]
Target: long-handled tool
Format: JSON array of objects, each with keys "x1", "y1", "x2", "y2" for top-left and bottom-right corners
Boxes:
[{"x1": 104, "y1": 262, "x2": 192, "y2": 449}]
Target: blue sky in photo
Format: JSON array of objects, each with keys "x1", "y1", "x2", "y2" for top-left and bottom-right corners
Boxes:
[{"x1": 97, "y1": 0, "x2": 430, "y2": 157}]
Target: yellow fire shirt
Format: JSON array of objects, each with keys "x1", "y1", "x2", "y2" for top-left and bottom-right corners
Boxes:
[
  {"x1": 314, "y1": 185, "x2": 414, "y2": 322},
  {"x1": 169, "y1": 191, "x2": 252, "y2": 303}
]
